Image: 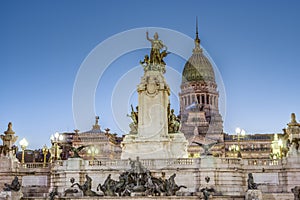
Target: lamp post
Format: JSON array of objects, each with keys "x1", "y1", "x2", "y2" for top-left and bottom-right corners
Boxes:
[
  {"x1": 228, "y1": 144, "x2": 239, "y2": 157},
  {"x1": 271, "y1": 134, "x2": 283, "y2": 159},
  {"x1": 19, "y1": 138, "x2": 28, "y2": 165},
  {"x1": 278, "y1": 139, "x2": 283, "y2": 158},
  {"x1": 42, "y1": 145, "x2": 48, "y2": 167},
  {"x1": 87, "y1": 146, "x2": 99, "y2": 161},
  {"x1": 234, "y1": 128, "x2": 246, "y2": 158},
  {"x1": 50, "y1": 132, "x2": 63, "y2": 161}
]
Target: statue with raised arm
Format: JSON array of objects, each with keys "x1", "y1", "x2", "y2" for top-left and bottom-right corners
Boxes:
[
  {"x1": 127, "y1": 105, "x2": 138, "y2": 134},
  {"x1": 146, "y1": 31, "x2": 168, "y2": 65}
]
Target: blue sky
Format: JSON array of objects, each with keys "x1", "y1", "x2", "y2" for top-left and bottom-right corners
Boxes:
[{"x1": 1, "y1": 0, "x2": 300, "y2": 149}]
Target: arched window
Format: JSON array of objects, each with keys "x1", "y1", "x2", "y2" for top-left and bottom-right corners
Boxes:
[{"x1": 197, "y1": 95, "x2": 200, "y2": 104}]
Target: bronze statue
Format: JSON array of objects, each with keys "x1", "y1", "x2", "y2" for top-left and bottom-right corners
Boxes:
[
  {"x1": 200, "y1": 187, "x2": 215, "y2": 200},
  {"x1": 192, "y1": 141, "x2": 218, "y2": 156},
  {"x1": 146, "y1": 31, "x2": 168, "y2": 65},
  {"x1": 69, "y1": 145, "x2": 87, "y2": 158},
  {"x1": 291, "y1": 113, "x2": 297, "y2": 124},
  {"x1": 95, "y1": 116, "x2": 99, "y2": 125},
  {"x1": 292, "y1": 186, "x2": 300, "y2": 200},
  {"x1": 200, "y1": 176, "x2": 215, "y2": 200},
  {"x1": 7, "y1": 122, "x2": 13, "y2": 132},
  {"x1": 71, "y1": 175, "x2": 99, "y2": 196},
  {"x1": 97, "y1": 174, "x2": 118, "y2": 196},
  {"x1": 247, "y1": 173, "x2": 258, "y2": 190},
  {"x1": 127, "y1": 105, "x2": 138, "y2": 134},
  {"x1": 96, "y1": 158, "x2": 186, "y2": 196},
  {"x1": 140, "y1": 55, "x2": 150, "y2": 65},
  {"x1": 49, "y1": 187, "x2": 58, "y2": 200},
  {"x1": 3, "y1": 176, "x2": 21, "y2": 192},
  {"x1": 168, "y1": 109, "x2": 180, "y2": 133},
  {"x1": 127, "y1": 105, "x2": 138, "y2": 125}
]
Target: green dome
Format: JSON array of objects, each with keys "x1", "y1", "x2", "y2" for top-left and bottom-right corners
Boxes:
[{"x1": 182, "y1": 51, "x2": 215, "y2": 83}]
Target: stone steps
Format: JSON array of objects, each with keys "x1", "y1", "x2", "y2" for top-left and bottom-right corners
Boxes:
[
  {"x1": 21, "y1": 196, "x2": 243, "y2": 200},
  {"x1": 21, "y1": 193, "x2": 294, "y2": 200}
]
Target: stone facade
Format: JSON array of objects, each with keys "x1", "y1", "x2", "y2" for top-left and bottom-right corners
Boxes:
[{"x1": 224, "y1": 133, "x2": 279, "y2": 159}]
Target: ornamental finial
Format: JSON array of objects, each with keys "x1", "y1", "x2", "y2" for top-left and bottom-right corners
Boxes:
[{"x1": 193, "y1": 17, "x2": 202, "y2": 53}]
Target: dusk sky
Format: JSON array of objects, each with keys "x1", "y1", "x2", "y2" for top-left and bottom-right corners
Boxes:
[{"x1": 1, "y1": 1, "x2": 300, "y2": 149}]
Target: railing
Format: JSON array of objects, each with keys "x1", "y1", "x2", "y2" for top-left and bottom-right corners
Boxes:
[
  {"x1": 245, "y1": 159, "x2": 282, "y2": 166},
  {"x1": 21, "y1": 163, "x2": 49, "y2": 169},
  {"x1": 220, "y1": 158, "x2": 242, "y2": 165},
  {"x1": 20, "y1": 160, "x2": 65, "y2": 169},
  {"x1": 54, "y1": 160, "x2": 64, "y2": 166},
  {"x1": 88, "y1": 158, "x2": 195, "y2": 168}
]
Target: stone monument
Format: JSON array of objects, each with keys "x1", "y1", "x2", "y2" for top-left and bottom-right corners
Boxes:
[
  {"x1": 245, "y1": 173, "x2": 262, "y2": 200},
  {"x1": 121, "y1": 32, "x2": 188, "y2": 159},
  {"x1": 0, "y1": 122, "x2": 18, "y2": 158},
  {"x1": 286, "y1": 113, "x2": 300, "y2": 157}
]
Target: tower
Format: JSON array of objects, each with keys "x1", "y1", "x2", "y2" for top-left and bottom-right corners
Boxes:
[
  {"x1": 121, "y1": 32, "x2": 188, "y2": 159},
  {"x1": 179, "y1": 22, "x2": 224, "y2": 155}
]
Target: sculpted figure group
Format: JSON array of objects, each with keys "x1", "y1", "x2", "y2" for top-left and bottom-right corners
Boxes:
[
  {"x1": 127, "y1": 103, "x2": 180, "y2": 134},
  {"x1": 97, "y1": 157, "x2": 186, "y2": 196},
  {"x1": 63, "y1": 157, "x2": 186, "y2": 197}
]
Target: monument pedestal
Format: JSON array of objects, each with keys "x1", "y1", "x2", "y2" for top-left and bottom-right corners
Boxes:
[
  {"x1": 121, "y1": 132, "x2": 188, "y2": 159},
  {"x1": 0, "y1": 191, "x2": 23, "y2": 200},
  {"x1": 245, "y1": 189, "x2": 262, "y2": 200}
]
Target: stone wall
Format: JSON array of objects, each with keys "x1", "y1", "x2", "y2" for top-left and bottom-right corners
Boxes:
[
  {"x1": 50, "y1": 157, "x2": 286, "y2": 197},
  {"x1": 1, "y1": 155, "x2": 300, "y2": 199}
]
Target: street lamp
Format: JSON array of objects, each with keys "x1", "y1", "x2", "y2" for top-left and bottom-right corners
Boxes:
[
  {"x1": 234, "y1": 127, "x2": 246, "y2": 158},
  {"x1": 87, "y1": 146, "x2": 99, "y2": 161},
  {"x1": 50, "y1": 132, "x2": 63, "y2": 161},
  {"x1": 278, "y1": 139, "x2": 283, "y2": 158},
  {"x1": 228, "y1": 144, "x2": 239, "y2": 157},
  {"x1": 19, "y1": 138, "x2": 28, "y2": 165},
  {"x1": 42, "y1": 145, "x2": 48, "y2": 167},
  {"x1": 271, "y1": 134, "x2": 283, "y2": 159}
]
